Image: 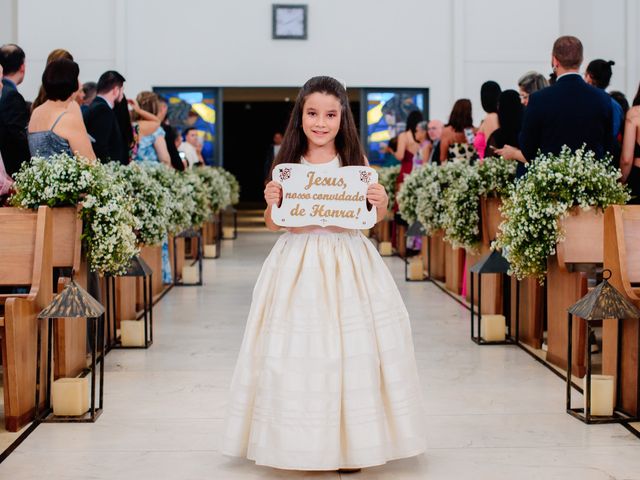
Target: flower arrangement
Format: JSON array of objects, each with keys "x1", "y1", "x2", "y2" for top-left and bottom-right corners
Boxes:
[
  {"x1": 414, "y1": 164, "x2": 444, "y2": 235},
  {"x1": 494, "y1": 147, "x2": 630, "y2": 281},
  {"x1": 195, "y1": 167, "x2": 232, "y2": 214},
  {"x1": 144, "y1": 163, "x2": 197, "y2": 234},
  {"x1": 216, "y1": 167, "x2": 240, "y2": 205},
  {"x1": 184, "y1": 169, "x2": 211, "y2": 228},
  {"x1": 441, "y1": 157, "x2": 516, "y2": 251},
  {"x1": 376, "y1": 165, "x2": 401, "y2": 210},
  {"x1": 105, "y1": 163, "x2": 170, "y2": 246},
  {"x1": 10, "y1": 153, "x2": 138, "y2": 275}
]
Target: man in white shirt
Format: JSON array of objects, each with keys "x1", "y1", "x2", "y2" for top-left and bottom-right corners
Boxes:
[{"x1": 178, "y1": 127, "x2": 204, "y2": 168}]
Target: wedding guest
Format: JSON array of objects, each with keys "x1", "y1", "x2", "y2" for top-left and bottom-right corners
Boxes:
[
  {"x1": 620, "y1": 83, "x2": 640, "y2": 204},
  {"x1": 83, "y1": 70, "x2": 126, "y2": 163},
  {"x1": 427, "y1": 119, "x2": 444, "y2": 164},
  {"x1": 28, "y1": 59, "x2": 95, "y2": 161},
  {"x1": 0, "y1": 63, "x2": 13, "y2": 199},
  {"x1": 157, "y1": 95, "x2": 185, "y2": 171},
  {"x1": 414, "y1": 121, "x2": 431, "y2": 166},
  {"x1": 393, "y1": 109, "x2": 422, "y2": 194},
  {"x1": 475, "y1": 81, "x2": 501, "y2": 158},
  {"x1": 440, "y1": 99, "x2": 477, "y2": 163},
  {"x1": 132, "y1": 91, "x2": 170, "y2": 165},
  {"x1": 31, "y1": 48, "x2": 74, "y2": 111},
  {"x1": 519, "y1": 36, "x2": 613, "y2": 176},
  {"x1": 0, "y1": 43, "x2": 30, "y2": 177},
  {"x1": 178, "y1": 127, "x2": 204, "y2": 168},
  {"x1": 487, "y1": 90, "x2": 526, "y2": 173},
  {"x1": 610, "y1": 91, "x2": 629, "y2": 118},
  {"x1": 517, "y1": 71, "x2": 548, "y2": 106},
  {"x1": 264, "y1": 131, "x2": 283, "y2": 181},
  {"x1": 585, "y1": 59, "x2": 625, "y2": 142},
  {"x1": 380, "y1": 136, "x2": 399, "y2": 167},
  {"x1": 114, "y1": 94, "x2": 134, "y2": 162}
]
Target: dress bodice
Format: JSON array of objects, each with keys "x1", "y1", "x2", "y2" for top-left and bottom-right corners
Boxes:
[
  {"x1": 28, "y1": 111, "x2": 72, "y2": 158},
  {"x1": 134, "y1": 126, "x2": 165, "y2": 163}
]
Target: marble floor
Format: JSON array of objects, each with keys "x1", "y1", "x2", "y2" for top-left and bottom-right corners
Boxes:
[{"x1": 2, "y1": 232, "x2": 640, "y2": 479}]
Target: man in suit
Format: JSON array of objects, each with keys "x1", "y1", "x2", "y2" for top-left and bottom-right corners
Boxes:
[
  {"x1": 519, "y1": 36, "x2": 613, "y2": 177},
  {"x1": 0, "y1": 44, "x2": 30, "y2": 177},
  {"x1": 83, "y1": 70, "x2": 127, "y2": 164}
]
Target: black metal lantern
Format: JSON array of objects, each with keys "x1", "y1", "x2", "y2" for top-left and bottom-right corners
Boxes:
[
  {"x1": 404, "y1": 222, "x2": 428, "y2": 282},
  {"x1": 566, "y1": 269, "x2": 640, "y2": 424},
  {"x1": 106, "y1": 255, "x2": 153, "y2": 350},
  {"x1": 174, "y1": 227, "x2": 203, "y2": 286},
  {"x1": 36, "y1": 280, "x2": 105, "y2": 423},
  {"x1": 470, "y1": 250, "x2": 517, "y2": 345},
  {"x1": 222, "y1": 206, "x2": 238, "y2": 239}
]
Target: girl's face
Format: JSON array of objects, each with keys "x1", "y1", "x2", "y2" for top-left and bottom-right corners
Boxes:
[{"x1": 302, "y1": 92, "x2": 341, "y2": 148}]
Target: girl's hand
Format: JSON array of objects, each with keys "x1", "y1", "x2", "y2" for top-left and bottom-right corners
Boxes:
[
  {"x1": 367, "y1": 183, "x2": 388, "y2": 209},
  {"x1": 492, "y1": 144, "x2": 517, "y2": 160},
  {"x1": 127, "y1": 98, "x2": 140, "y2": 112},
  {"x1": 264, "y1": 180, "x2": 283, "y2": 207}
]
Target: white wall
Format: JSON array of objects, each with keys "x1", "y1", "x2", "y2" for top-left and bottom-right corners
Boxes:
[{"x1": 3, "y1": 0, "x2": 639, "y2": 122}]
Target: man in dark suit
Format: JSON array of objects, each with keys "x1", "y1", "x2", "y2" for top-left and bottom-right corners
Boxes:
[
  {"x1": 519, "y1": 36, "x2": 613, "y2": 177},
  {"x1": 0, "y1": 44, "x2": 30, "y2": 177},
  {"x1": 83, "y1": 70, "x2": 127, "y2": 164}
]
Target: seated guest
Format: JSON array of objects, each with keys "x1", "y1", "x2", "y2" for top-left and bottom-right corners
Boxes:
[
  {"x1": 440, "y1": 99, "x2": 477, "y2": 164},
  {"x1": 475, "y1": 81, "x2": 501, "y2": 159},
  {"x1": 28, "y1": 59, "x2": 95, "y2": 161},
  {"x1": 427, "y1": 119, "x2": 444, "y2": 164},
  {"x1": 178, "y1": 127, "x2": 204, "y2": 168},
  {"x1": 31, "y1": 48, "x2": 74, "y2": 111},
  {"x1": 157, "y1": 95, "x2": 185, "y2": 171},
  {"x1": 519, "y1": 36, "x2": 613, "y2": 176},
  {"x1": 0, "y1": 63, "x2": 13, "y2": 198},
  {"x1": 620, "y1": 83, "x2": 640, "y2": 204},
  {"x1": 0, "y1": 43, "x2": 30, "y2": 177},
  {"x1": 83, "y1": 70, "x2": 127, "y2": 164},
  {"x1": 517, "y1": 71, "x2": 548, "y2": 106},
  {"x1": 132, "y1": 91, "x2": 170, "y2": 165}
]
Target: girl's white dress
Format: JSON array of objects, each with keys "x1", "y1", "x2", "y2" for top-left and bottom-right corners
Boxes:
[{"x1": 222, "y1": 156, "x2": 425, "y2": 470}]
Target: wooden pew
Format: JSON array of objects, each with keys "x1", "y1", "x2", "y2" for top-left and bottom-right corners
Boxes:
[
  {"x1": 424, "y1": 230, "x2": 445, "y2": 281},
  {"x1": 603, "y1": 205, "x2": 640, "y2": 416},
  {"x1": 51, "y1": 206, "x2": 86, "y2": 379},
  {"x1": 0, "y1": 206, "x2": 53, "y2": 431},
  {"x1": 546, "y1": 209, "x2": 603, "y2": 376},
  {"x1": 511, "y1": 276, "x2": 544, "y2": 349},
  {"x1": 444, "y1": 242, "x2": 465, "y2": 295}
]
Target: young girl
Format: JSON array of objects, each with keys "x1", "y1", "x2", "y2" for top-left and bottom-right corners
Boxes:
[{"x1": 222, "y1": 76, "x2": 426, "y2": 472}]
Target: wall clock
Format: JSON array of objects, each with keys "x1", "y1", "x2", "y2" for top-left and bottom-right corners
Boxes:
[{"x1": 272, "y1": 4, "x2": 307, "y2": 40}]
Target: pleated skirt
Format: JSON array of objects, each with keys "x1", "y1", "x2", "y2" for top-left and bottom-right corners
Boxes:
[{"x1": 222, "y1": 230, "x2": 426, "y2": 470}]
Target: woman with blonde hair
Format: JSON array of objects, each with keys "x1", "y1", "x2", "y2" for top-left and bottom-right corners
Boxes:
[{"x1": 131, "y1": 91, "x2": 170, "y2": 165}]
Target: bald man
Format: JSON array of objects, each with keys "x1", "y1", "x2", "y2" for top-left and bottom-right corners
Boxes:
[{"x1": 427, "y1": 120, "x2": 444, "y2": 164}]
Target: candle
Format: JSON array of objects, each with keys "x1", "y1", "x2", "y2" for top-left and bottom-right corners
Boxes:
[
  {"x1": 408, "y1": 256, "x2": 424, "y2": 280},
  {"x1": 379, "y1": 241, "x2": 392, "y2": 256},
  {"x1": 585, "y1": 374, "x2": 614, "y2": 416},
  {"x1": 481, "y1": 314, "x2": 506, "y2": 342},
  {"x1": 52, "y1": 377, "x2": 89, "y2": 416},
  {"x1": 204, "y1": 244, "x2": 217, "y2": 258},
  {"x1": 223, "y1": 226, "x2": 235, "y2": 239},
  {"x1": 182, "y1": 265, "x2": 199, "y2": 284},
  {"x1": 121, "y1": 320, "x2": 146, "y2": 347}
]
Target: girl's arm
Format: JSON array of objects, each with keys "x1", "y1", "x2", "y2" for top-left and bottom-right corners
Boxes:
[
  {"x1": 153, "y1": 135, "x2": 171, "y2": 166},
  {"x1": 364, "y1": 157, "x2": 388, "y2": 223},
  {"x1": 439, "y1": 130, "x2": 450, "y2": 164},
  {"x1": 264, "y1": 180, "x2": 283, "y2": 231},
  {"x1": 128, "y1": 98, "x2": 161, "y2": 122}
]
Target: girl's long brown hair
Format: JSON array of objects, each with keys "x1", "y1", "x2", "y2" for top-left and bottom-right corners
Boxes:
[{"x1": 271, "y1": 76, "x2": 365, "y2": 175}]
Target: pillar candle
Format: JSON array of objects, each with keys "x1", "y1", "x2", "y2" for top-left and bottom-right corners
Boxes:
[
  {"x1": 585, "y1": 374, "x2": 614, "y2": 416},
  {"x1": 182, "y1": 265, "x2": 199, "y2": 284},
  {"x1": 481, "y1": 314, "x2": 506, "y2": 342},
  {"x1": 121, "y1": 320, "x2": 146, "y2": 347},
  {"x1": 204, "y1": 244, "x2": 217, "y2": 258},
  {"x1": 223, "y1": 226, "x2": 235, "y2": 239},
  {"x1": 409, "y1": 256, "x2": 424, "y2": 280},
  {"x1": 379, "y1": 241, "x2": 392, "y2": 256},
  {"x1": 52, "y1": 377, "x2": 89, "y2": 416}
]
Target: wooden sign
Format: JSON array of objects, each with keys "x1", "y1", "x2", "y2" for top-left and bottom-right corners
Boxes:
[{"x1": 271, "y1": 163, "x2": 378, "y2": 229}]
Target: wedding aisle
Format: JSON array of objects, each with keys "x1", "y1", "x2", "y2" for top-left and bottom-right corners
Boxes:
[{"x1": 1, "y1": 232, "x2": 639, "y2": 480}]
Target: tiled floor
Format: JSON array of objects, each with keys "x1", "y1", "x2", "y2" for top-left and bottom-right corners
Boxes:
[{"x1": 1, "y1": 232, "x2": 640, "y2": 479}]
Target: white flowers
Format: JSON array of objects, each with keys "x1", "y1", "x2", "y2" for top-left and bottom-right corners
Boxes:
[
  {"x1": 10, "y1": 153, "x2": 241, "y2": 275},
  {"x1": 494, "y1": 146, "x2": 630, "y2": 281},
  {"x1": 377, "y1": 165, "x2": 401, "y2": 211}
]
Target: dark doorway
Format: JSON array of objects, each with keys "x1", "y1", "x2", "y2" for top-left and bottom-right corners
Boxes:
[{"x1": 222, "y1": 88, "x2": 361, "y2": 208}]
